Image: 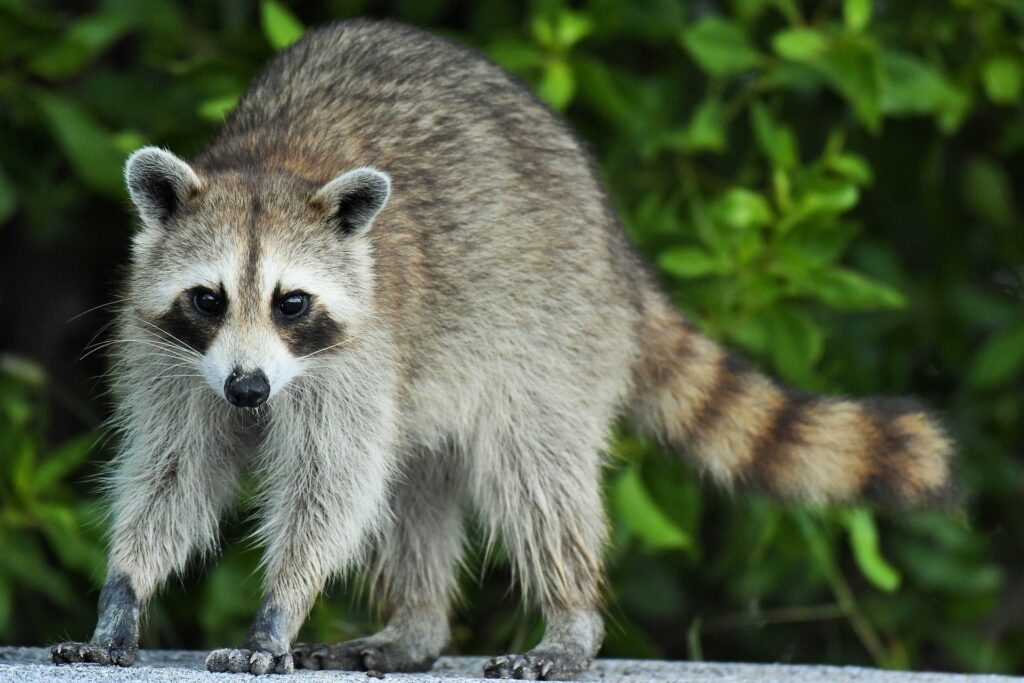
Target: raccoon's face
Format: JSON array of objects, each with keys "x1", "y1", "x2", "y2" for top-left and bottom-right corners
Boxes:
[{"x1": 122, "y1": 147, "x2": 390, "y2": 407}]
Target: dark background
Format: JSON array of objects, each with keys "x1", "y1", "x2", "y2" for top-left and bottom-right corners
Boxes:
[{"x1": 1, "y1": 0, "x2": 1023, "y2": 674}]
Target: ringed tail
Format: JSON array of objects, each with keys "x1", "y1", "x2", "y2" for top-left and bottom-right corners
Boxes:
[{"x1": 632, "y1": 292, "x2": 957, "y2": 508}]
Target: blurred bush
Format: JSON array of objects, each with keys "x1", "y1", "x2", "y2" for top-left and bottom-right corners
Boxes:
[{"x1": 1, "y1": 0, "x2": 1023, "y2": 674}]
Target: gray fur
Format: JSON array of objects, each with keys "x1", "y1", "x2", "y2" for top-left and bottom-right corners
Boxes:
[{"x1": 54, "y1": 18, "x2": 953, "y2": 681}]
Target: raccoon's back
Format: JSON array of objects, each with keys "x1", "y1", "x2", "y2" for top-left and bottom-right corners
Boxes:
[
  {"x1": 204, "y1": 19, "x2": 600, "y2": 209},
  {"x1": 199, "y1": 20, "x2": 646, "y2": 383}
]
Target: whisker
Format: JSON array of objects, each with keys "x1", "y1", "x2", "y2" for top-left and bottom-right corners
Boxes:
[
  {"x1": 296, "y1": 336, "x2": 358, "y2": 360},
  {"x1": 81, "y1": 338, "x2": 199, "y2": 362},
  {"x1": 79, "y1": 312, "x2": 129, "y2": 358},
  {"x1": 67, "y1": 298, "x2": 129, "y2": 323},
  {"x1": 132, "y1": 317, "x2": 203, "y2": 358}
]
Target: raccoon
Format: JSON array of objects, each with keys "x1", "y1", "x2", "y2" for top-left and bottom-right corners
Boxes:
[{"x1": 51, "y1": 19, "x2": 956, "y2": 680}]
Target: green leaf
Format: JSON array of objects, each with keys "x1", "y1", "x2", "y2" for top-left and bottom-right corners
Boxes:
[
  {"x1": 782, "y1": 221, "x2": 857, "y2": 268},
  {"x1": 713, "y1": 188, "x2": 774, "y2": 229},
  {"x1": 38, "y1": 507, "x2": 105, "y2": 575},
  {"x1": 488, "y1": 40, "x2": 546, "y2": 72},
  {"x1": 659, "y1": 247, "x2": 722, "y2": 278},
  {"x1": 666, "y1": 99, "x2": 726, "y2": 153},
  {"x1": 842, "y1": 508, "x2": 901, "y2": 592},
  {"x1": 826, "y1": 152, "x2": 873, "y2": 185},
  {"x1": 537, "y1": 60, "x2": 575, "y2": 110},
  {"x1": 962, "y1": 157, "x2": 1014, "y2": 229},
  {"x1": 843, "y1": 0, "x2": 871, "y2": 32},
  {"x1": 33, "y1": 90, "x2": 124, "y2": 197},
  {"x1": 572, "y1": 58, "x2": 639, "y2": 132},
  {"x1": 800, "y1": 179, "x2": 860, "y2": 213},
  {"x1": 814, "y1": 37, "x2": 883, "y2": 133},
  {"x1": 0, "y1": 534, "x2": 75, "y2": 607},
  {"x1": 613, "y1": 465, "x2": 692, "y2": 550},
  {"x1": 967, "y1": 323, "x2": 1024, "y2": 390},
  {"x1": 766, "y1": 305, "x2": 824, "y2": 383},
  {"x1": 680, "y1": 18, "x2": 761, "y2": 77},
  {"x1": 25, "y1": 501, "x2": 76, "y2": 532},
  {"x1": 0, "y1": 395, "x2": 32, "y2": 432},
  {"x1": 32, "y1": 433, "x2": 95, "y2": 492},
  {"x1": 11, "y1": 435, "x2": 37, "y2": 498},
  {"x1": 810, "y1": 268, "x2": 906, "y2": 310},
  {"x1": 779, "y1": 180, "x2": 860, "y2": 232},
  {"x1": 28, "y1": 11, "x2": 130, "y2": 79},
  {"x1": 729, "y1": 313, "x2": 771, "y2": 356},
  {"x1": 531, "y1": 11, "x2": 592, "y2": 51},
  {"x1": 554, "y1": 11, "x2": 592, "y2": 49},
  {"x1": 982, "y1": 56, "x2": 1023, "y2": 105},
  {"x1": 772, "y1": 28, "x2": 829, "y2": 62},
  {"x1": 750, "y1": 102, "x2": 798, "y2": 169},
  {"x1": 530, "y1": 15, "x2": 555, "y2": 50},
  {"x1": 881, "y1": 51, "x2": 969, "y2": 132},
  {"x1": 639, "y1": 448, "x2": 702, "y2": 541},
  {"x1": 198, "y1": 93, "x2": 241, "y2": 123},
  {"x1": 110, "y1": 130, "x2": 147, "y2": 155},
  {"x1": 260, "y1": 0, "x2": 304, "y2": 51}
]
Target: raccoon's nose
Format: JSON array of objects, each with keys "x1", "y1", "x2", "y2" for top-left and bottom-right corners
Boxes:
[{"x1": 224, "y1": 369, "x2": 270, "y2": 408}]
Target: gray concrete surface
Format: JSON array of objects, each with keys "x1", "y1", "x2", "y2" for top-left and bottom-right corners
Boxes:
[{"x1": 1, "y1": 647, "x2": 1021, "y2": 682}]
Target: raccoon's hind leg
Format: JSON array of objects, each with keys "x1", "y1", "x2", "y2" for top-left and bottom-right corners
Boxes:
[
  {"x1": 473, "y1": 426, "x2": 607, "y2": 680},
  {"x1": 294, "y1": 447, "x2": 463, "y2": 672}
]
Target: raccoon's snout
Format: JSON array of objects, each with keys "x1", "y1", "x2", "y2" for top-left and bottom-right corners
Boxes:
[{"x1": 224, "y1": 369, "x2": 270, "y2": 408}]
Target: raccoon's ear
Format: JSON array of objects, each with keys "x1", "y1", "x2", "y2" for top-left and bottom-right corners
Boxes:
[
  {"x1": 312, "y1": 167, "x2": 391, "y2": 237},
  {"x1": 124, "y1": 146, "x2": 202, "y2": 227}
]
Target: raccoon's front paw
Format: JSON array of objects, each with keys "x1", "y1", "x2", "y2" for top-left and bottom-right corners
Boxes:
[
  {"x1": 51, "y1": 642, "x2": 138, "y2": 667},
  {"x1": 484, "y1": 652, "x2": 587, "y2": 680},
  {"x1": 293, "y1": 636, "x2": 437, "y2": 672},
  {"x1": 206, "y1": 648, "x2": 294, "y2": 675}
]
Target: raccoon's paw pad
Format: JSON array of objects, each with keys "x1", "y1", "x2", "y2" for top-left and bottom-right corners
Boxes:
[
  {"x1": 51, "y1": 642, "x2": 137, "y2": 667},
  {"x1": 206, "y1": 648, "x2": 294, "y2": 675},
  {"x1": 484, "y1": 652, "x2": 587, "y2": 680}
]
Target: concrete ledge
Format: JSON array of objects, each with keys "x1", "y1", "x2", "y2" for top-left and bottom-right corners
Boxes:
[{"x1": 1, "y1": 647, "x2": 1020, "y2": 682}]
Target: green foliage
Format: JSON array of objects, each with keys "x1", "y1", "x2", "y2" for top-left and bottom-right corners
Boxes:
[
  {"x1": 0, "y1": 0, "x2": 1023, "y2": 674},
  {"x1": 612, "y1": 458, "x2": 693, "y2": 551},
  {"x1": 261, "y1": 0, "x2": 305, "y2": 51},
  {"x1": 0, "y1": 356, "x2": 105, "y2": 642}
]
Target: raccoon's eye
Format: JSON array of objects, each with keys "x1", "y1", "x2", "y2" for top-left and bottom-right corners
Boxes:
[
  {"x1": 192, "y1": 289, "x2": 224, "y2": 317},
  {"x1": 277, "y1": 292, "x2": 309, "y2": 318}
]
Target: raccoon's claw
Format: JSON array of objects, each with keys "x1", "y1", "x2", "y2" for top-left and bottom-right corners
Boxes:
[
  {"x1": 51, "y1": 642, "x2": 137, "y2": 667},
  {"x1": 483, "y1": 653, "x2": 579, "y2": 680},
  {"x1": 292, "y1": 638, "x2": 435, "y2": 672},
  {"x1": 206, "y1": 648, "x2": 294, "y2": 675},
  {"x1": 292, "y1": 642, "x2": 357, "y2": 670}
]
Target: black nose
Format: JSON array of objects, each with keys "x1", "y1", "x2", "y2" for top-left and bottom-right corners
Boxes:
[{"x1": 224, "y1": 369, "x2": 270, "y2": 408}]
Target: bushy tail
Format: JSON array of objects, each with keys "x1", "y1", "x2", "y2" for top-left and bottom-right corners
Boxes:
[{"x1": 631, "y1": 292, "x2": 957, "y2": 509}]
